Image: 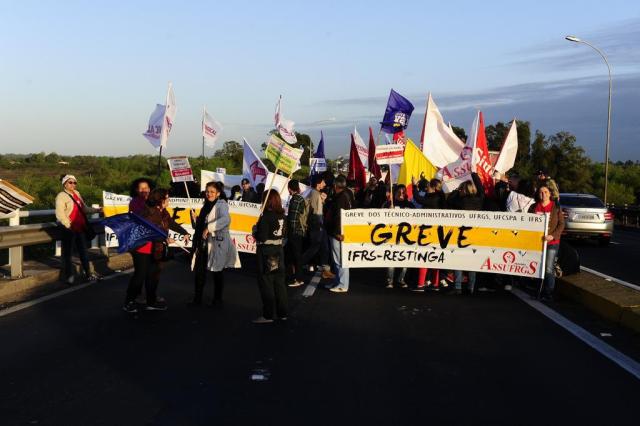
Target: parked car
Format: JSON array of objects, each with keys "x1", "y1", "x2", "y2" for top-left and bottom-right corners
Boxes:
[{"x1": 559, "y1": 193, "x2": 614, "y2": 246}]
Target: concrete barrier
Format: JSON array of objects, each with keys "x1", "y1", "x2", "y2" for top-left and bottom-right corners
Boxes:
[
  {"x1": 557, "y1": 272, "x2": 640, "y2": 333},
  {"x1": 0, "y1": 253, "x2": 133, "y2": 303}
]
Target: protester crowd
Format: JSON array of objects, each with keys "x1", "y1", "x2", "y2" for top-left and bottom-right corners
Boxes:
[{"x1": 53, "y1": 169, "x2": 564, "y2": 323}]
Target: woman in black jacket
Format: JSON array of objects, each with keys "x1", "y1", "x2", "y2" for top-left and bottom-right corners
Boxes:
[{"x1": 252, "y1": 190, "x2": 288, "y2": 324}]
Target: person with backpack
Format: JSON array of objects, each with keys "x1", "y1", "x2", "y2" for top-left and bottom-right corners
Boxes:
[{"x1": 285, "y1": 179, "x2": 307, "y2": 287}]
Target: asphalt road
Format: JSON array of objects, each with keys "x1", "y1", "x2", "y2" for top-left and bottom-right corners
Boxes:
[
  {"x1": 570, "y1": 228, "x2": 640, "y2": 285},
  {"x1": 1, "y1": 257, "x2": 639, "y2": 426}
]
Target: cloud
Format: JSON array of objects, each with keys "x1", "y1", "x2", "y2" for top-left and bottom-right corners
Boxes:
[{"x1": 509, "y1": 18, "x2": 640, "y2": 70}]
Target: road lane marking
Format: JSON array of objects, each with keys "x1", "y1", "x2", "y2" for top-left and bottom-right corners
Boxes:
[
  {"x1": 302, "y1": 272, "x2": 322, "y2": 298},
  {"x1": 580, "y1": 266, "x2": 640, "y2": 292},
  {"x1": 512, "y1": 288, "x2": 640, "y2": 381},
  {"x1": 0, "y1": 269, "x2": 133, "y2": 318}
]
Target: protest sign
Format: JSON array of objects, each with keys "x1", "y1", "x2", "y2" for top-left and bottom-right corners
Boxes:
[
  {"x1": 167, "y1": 156, "x2": 194, "y2": 182},
  {"x1": 341, "y1": 208, "x2": 548, "y2": 278},
  {"x1": 375, "y1": 144, "x2": 405, "y2": 165},
  {"x1": 265, "y1": 135, "x2": 303, "y2": 175},
  {"x1": 102, "y1": 192, "x2": 260, "y2": 253}
]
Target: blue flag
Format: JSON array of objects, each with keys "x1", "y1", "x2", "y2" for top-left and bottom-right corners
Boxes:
[
  {"x1": 101, "y1": 213, "x2": 168, "y2": 253},
  {"x1": 310, "y1": 131, "x2": 327, "y2": 177},
  {"x1": 380, "y1": 89, "x2": 414, "y2": 134}
]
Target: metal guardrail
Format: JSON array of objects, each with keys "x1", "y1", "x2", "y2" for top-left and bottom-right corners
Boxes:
[
  {"x1": 609, "y1": 204, "x2": 640, "y2": 228},
  {"x1": 0, "y1": 207, "x2": 105, "y2": 279}
]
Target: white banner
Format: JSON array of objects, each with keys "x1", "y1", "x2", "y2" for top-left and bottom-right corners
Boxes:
[
  {"x1": 102, "y1": 192, "x2": 260, "y2": 253},
  {"x1": 375, "y1": 144, "x2": 405, "y2": 165},
  {"x1": 341, "y1": 208, "x2": 548, "y2": 278}
]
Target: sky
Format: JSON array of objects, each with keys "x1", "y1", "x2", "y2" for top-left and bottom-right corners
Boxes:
[{"x1": 1, "y1": 0, "x2": 639, "y2": 162}]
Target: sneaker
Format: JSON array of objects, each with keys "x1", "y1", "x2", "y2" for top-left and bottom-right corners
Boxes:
[
  {"x1": 385, "y1": 279, "x2": 394, "y2": 289},
  {"x1": 504, "y1": 284, "x2": 512, "y2": 291},
  {"x1": 411, "y1": 286, "x2": 426, "y2": 292},
  {"x1": 65, "y1": 275, "x2": 76, "y2": 285},
  {"x1": 440, "y1": 279, "x2": 448, "y2": 288},
  {"x1": 279, "y1": 316, "x2": 288, "y2": 321},
  {"x1": 252, "y1": 316, "x2": 274, "y2": 324},
  {"x1": 329, "y1": 287, "x2": 348, "y2": 293},
  {"x1": 85, "y1": 273, "x2": 102, "y2": 282},
  {"x1": 321, "y1": 270, "x2": 336, "y2": 280},
  {"x1": 146, "y1": 300, "x2": 168, "y2": 311},
  {"x1": 122, "y1": 301, "x2": 138, "y2": 313},
  {"x1": 288, "y1": 280, "x2": 305, "y2": 287},
  {"x1": 399, "y1": 280, "x2": 408, "y2": 289},
  {"x1": 477, "y1": 286, "x2": 493, "y2": 292}
]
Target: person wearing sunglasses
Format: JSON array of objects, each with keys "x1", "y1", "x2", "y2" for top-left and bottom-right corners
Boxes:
[{"x1": 55, "y1": 174, "x2": 100, "y2": 284}]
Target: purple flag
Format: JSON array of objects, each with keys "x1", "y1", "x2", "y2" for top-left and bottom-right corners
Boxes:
[{"x1": 380, "y1": 89, "x2": 414, "y2": 134}]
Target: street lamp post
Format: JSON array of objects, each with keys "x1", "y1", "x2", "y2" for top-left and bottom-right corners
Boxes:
[{"x1": 565, "y1": 35, "x2": 612, "y2": 204}]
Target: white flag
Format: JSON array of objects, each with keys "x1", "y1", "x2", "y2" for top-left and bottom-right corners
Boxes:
[
  {"x1": 420, "y1": 93, "x2": 465, "y2": 168},
  {"x1": 160, "y1": 82, "x2": 176, "y2": 149},
  {"x1": 242, "y1": 138, "x2": 268, "y2": 187},
  {"x1": 493, "y1": 120, "x2": 518, "y2": 174},
  {"x1": 202, "y1": 106, "x2": 223, "y2": 148},
  {"x1": 439, "y1": 112, "x2": 477, "y2": 192},
  {"x1": 274, "y1": 95, "x2": 297, "y2": 144},
  {"x1": 352, "y1": 126, "x2": 369, "y2": 168},
  {"x1": 142, "y1": 83, "x2": 176, "y2": 150},
  {"x1": 142, "y1": 104, "x2": 166, "y2": 149}
]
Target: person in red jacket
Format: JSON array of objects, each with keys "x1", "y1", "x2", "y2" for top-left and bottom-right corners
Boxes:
[{"x1": 529, "y1": 185, "x2": 565, "y2": 301}]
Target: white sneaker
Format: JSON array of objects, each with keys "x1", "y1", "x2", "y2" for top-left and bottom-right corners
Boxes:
[
  {"x1": 385, "y1": 280, "x2": 394, "y2": 289},
  {"x1": 504, "y1": 284, "x2": 512, "y2": 291},
  {"x1": 330, "y1": 287, "x2": 348, "y2": 293},
  {"x1": 399, "y1": 280, "x2": 408, "y2": 288},
  {"x1": 288, "y1": 280, "x2": 305, "y2": 287},
  {"x1": 440, "y1": 279, "x2": 448, "y2": 288},
  {"x1": 252, "y1": 316, "x2": 274, "y2": 324}
]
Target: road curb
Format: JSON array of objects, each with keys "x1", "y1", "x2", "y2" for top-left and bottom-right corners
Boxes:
[
  {"x1": 557, "y1": 272, "x2": 640, "y2": 333},
  {"x1": 0, "y1": 253, "x2": 133, "y2": 303}
]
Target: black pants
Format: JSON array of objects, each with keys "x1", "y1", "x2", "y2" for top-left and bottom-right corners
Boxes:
[
  {"x1": 301, "y1": 228, "x2": 329, "y2": 267},
  {"x1": 257, "y1": 245, "x2": 288, "y2": 319},
  {"x1": 285, "y1": 233, "x2": 305, "y2": 282},
  {"x1": 126, "y1": 251, "x2": 160, "y2": 304},
  {"x1": 193, "y1": 248, "x2": 224, "y2": 303},
  {"x1": 60, "y1": 227, "x2": 91, "y2": 278}
]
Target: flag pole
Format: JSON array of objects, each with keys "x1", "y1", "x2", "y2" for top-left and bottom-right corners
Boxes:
[
  {"x1": 156, "y1": 146, "x2": 163, "y2": 182},
  {"x1": 202, "y1": 106, "x2": 206, "y2": 169},
  {"x1": 260, "y1": 168, "x2": 279, "y2": 215},
  {"x1": 389, "y1": 164, "x2": 394, "y2": 209},
  {"x1": 156, "y1": 82, "x2": 172, "y2": 183}
]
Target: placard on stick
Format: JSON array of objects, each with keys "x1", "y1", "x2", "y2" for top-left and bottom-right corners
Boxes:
[{"x1": 167, "y1": 156, "x2": 194, "y2": 182}]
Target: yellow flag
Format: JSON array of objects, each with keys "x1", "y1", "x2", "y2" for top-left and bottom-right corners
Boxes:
[{"x1": 397, "y1": 139, "x2": 437, "y2": 186}]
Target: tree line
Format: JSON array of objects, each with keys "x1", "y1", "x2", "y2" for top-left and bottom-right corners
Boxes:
[{"x1": 0, "y1": 122, "x2": 639, "y2": 213}]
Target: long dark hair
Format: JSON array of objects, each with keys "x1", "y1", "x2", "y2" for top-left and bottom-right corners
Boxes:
[{"x1": 262, "y1": 190, "x2": 284, "y2": 214}]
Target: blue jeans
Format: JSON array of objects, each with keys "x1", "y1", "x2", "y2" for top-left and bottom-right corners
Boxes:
[
  {"x1": 387, "y1": 268, "x2": 407, "y2": 283},
  {"x1": 455, "y1": 270, "x2": 476, "y2": 292},
  {"x1": 543, "y1": 244, "x2": 559, "y2": 297},
  {"x1": 329, "y1": 237, "x2": 349, "y2": 290}
]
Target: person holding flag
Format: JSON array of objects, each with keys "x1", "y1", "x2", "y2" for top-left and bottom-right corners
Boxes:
[{"x1": 121, "y1": 188, "x2": 191, "y2": 313}]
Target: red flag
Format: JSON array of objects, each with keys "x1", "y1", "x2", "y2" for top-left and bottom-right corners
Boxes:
[
  {"x1": 473, "y1": 112, "x2": 495, "y2": 197},
  {"x1": 348, "y1": 134, "x2": 367, "y2": 192},
  {"x1": 368, "y1": 127, "x2": 382, "y2": 179}
]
